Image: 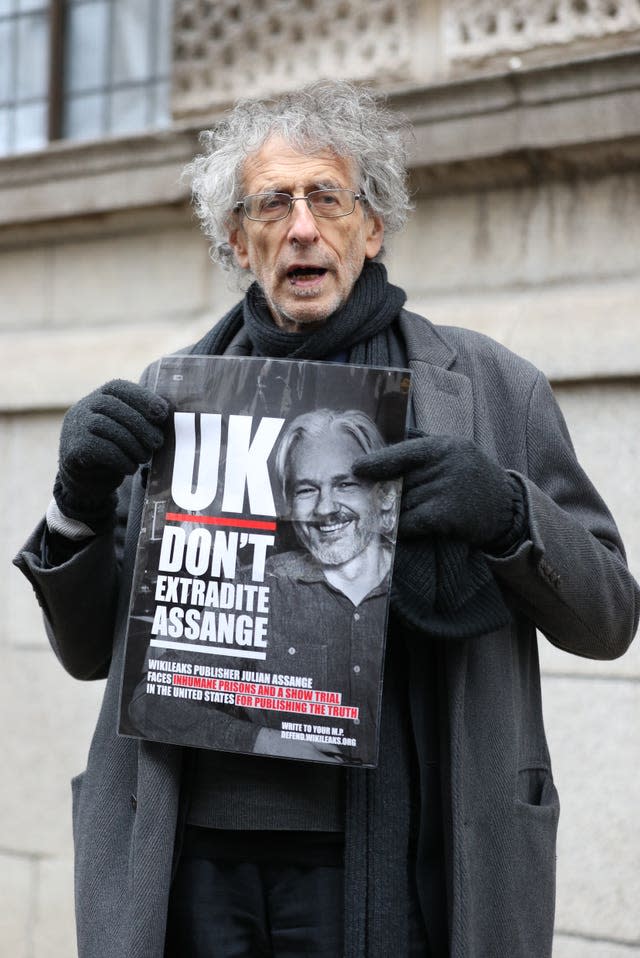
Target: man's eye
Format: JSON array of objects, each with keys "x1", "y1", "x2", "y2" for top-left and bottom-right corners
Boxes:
[
  {"x1": 260, "y1": 195, "x2": 288, "y2": 212},
  {"x1": 294, "y1": 485, "x2": 316, "y2": 498},
  {"x1": 314, "y1": 191, "x2": 340, "y2": 206}
]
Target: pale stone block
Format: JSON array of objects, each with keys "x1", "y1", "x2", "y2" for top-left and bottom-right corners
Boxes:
[
  {"x1": 0, "y1": 130, "x2": 195, "y2": 228},
  {"x1": 506, "y1": 290, "x2": 640, "y2": 383},
  {"x1": 0, "y1": 314, "x2": 221, "y2": 412},
  {"x1": 204, "y1": 258, "x2": 244, "y2": 314},
  {"x1": 406, "y1": 279, "x2": 640, "y2": 381},
  {"x1": 0, "y1": 254, "x2": 239, "y2": 412},
  {"x1": 553, "y1": 384, "x2": 640, "y2": 564},
  {"x1": 0, "y1": 647, "x2": 103, "y2": 857},
  {"x1": 391, "y1": 171, "x2": 640, "y2": 297},
  {"x1": 33, "y1": 858, "x2": 77, "y2": 958},
  {"x1": 389, "y1": 194, "x2": 483, "y2": 293},
  {"x1": 407, "y1": 63, "x2": 640, "y2": 169},
  {"x1": 0, "y1": 853, "x2": 32, "y2": 958},
  {"x1": 543, "y1": 676, "x2": 640, "y2": 942},
  {"x1": 0, "y1": 245, "x2": 51, "y2": 329},
  {"x1": 50, "y1": 225, "x2": 211, "y2": 328},
  {"x1": 553, "y1": 935, "x2": 640, "y2": 957}
]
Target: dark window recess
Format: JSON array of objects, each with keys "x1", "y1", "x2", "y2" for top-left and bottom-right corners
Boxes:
[{"x1": 0, "y1": 0, "x2": 173, "y2": 157}]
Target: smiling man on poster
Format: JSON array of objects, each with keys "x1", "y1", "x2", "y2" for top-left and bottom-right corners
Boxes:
[
  {"x1": 14, "y1": 81, "x2": 639, "y2": 958},
  {"x1": 247, "y1": 407, "x2": 400, "y2": 765}
]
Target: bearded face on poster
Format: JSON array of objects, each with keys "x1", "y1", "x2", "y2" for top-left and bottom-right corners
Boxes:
[{"x1": 275, "y1": 409, "x2": 399, "y2": 604}]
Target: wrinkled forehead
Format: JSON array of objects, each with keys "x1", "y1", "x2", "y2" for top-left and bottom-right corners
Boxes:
[{"x1": 240, "y1": 134, "x2": 359, "y2": 194}]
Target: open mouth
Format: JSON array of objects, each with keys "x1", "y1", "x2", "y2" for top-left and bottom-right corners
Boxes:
[
  {"x1": 316, "y1": 518, "x2": 352, "y2": 536},
  {"x1": 287, "y1": 266, "x2": 328, "y2": 285}
]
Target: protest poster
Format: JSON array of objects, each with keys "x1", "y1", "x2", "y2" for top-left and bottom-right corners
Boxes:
[{"x1": 119, "y1": 355, "x2": 411, "y2": 766}]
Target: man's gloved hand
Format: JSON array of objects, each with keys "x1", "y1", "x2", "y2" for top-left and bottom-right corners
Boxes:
[
  {"x1": 353, "y1": 435, "x2": 526, "y2": 553},
  {"x1": 54, "y1": 379, "x2": 170, "y2": 533}
]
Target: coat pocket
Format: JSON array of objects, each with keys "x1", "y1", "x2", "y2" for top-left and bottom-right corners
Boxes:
[
  {"x1": 511, "y1": 766, "x2": 560, "y2": 957},
  {"x1": 516, "y1": 765, "x2": 560, "y2": 814}
]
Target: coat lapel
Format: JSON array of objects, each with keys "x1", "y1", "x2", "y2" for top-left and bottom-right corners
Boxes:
[{"x1": 399, "y1": 310, "x2": 474, "y2": 440}]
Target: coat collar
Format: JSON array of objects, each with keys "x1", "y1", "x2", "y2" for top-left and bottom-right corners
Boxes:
[{"x1": 399, "y1": 309, "x2": 474, "y2": 440}]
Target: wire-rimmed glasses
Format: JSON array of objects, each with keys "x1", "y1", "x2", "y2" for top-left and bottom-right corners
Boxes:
[{"x1": 234, "y1": 189, "x2": 366, "y2": 222}]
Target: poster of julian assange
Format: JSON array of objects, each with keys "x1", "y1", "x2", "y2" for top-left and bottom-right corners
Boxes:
[{"x1": 118, "y1": 355, "x2": 411, "y2": 767}]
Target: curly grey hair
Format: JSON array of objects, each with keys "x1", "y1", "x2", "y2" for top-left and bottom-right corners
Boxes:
[{"x1": 184, "y1": 80, "x2": 412, "y2": 273}]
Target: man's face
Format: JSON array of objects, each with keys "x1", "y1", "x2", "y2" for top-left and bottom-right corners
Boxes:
[
  {"x1": 288, "y1": 430, "x2": 383, "y2": 566},
  {"x1": 228, "y1": 136, "x2": 384, "y2": 332}
]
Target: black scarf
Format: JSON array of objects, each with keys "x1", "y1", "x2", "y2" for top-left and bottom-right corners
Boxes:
[
  {"x1": 192, "y1": 260, "x2": 510, "y2": 957},
  {"x1": 193, "y1": 259, "x2": 405, "y2": 362}
]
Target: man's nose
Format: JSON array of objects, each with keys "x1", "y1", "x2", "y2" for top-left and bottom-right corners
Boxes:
[
  {"x1": 286, "y1": 198, "x2": 320, "y2": 245},
  {"x1": 314, "y1": 485, "x2": 337, "y2": 515}
]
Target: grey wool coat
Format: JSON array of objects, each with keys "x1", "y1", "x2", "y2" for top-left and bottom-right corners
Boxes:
[{"x1": 16, "y1": 310, "x2": 639, "y2": 958}]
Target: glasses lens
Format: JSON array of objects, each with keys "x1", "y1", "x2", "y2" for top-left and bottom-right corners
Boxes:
[
  {"x1": 307, "y1": 189, "x2": 355, "y2": 217},
  {"x1": 245, "y1": 193, "x2": 291, "y2": 221}
]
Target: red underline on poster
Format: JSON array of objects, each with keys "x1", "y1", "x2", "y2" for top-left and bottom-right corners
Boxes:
[
  {"x1": 165, "y1": 513, "x2": 277, "y2": 531},
  {"x1": 150, "y1": 639, "x2": 267, "y2": 660}
]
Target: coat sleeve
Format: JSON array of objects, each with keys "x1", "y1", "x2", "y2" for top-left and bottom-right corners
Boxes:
[
  {"x1": 13, "y1": 364, "x2": 162, "y2": 681},
  {"x1": 13, "y1": 476, "x2": 132, "y2": 681},
  {"x1": 487, "y1": 370, "x2": 639, "y2": 660}
]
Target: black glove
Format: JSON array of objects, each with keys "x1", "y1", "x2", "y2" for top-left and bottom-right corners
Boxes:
[
  {"x1": 54, "y1": 379, "x2": 169, "y2": 532},
  {"x1": 353, "y1": 435, "x2": 526, "y2": 553}
]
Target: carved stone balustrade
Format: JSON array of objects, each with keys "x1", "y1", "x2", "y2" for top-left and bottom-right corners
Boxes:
[
  {"x1": 171, "y1": 0, "x2": 423, "y2": 121},
  {"x1": 444, "y1": 0, "x2": 640, "y2": 71},
  {"x1": 171, "y1": 0, "x2": 640, "y2": 122}
]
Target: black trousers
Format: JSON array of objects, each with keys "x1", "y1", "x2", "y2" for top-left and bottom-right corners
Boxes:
[
  {"x1": 165, "y1": 856, "x2": 344, "y2": 958},
  {"x1": 164, "y1": 829, "x2": 432, "y2": 957}
]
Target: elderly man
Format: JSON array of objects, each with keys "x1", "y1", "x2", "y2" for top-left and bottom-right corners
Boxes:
[{"x1": 15, "y1": 81, "x2": 638, "y2": 958}]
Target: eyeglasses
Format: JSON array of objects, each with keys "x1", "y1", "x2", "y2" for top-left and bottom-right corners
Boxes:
[{"x1": 234, "y1": 189, "x2": 366, "y2": 222}]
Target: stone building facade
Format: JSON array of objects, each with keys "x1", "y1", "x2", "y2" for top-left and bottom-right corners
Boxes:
[{"x1": 1, "y1": 1, "x2": 639, "y2": 955}]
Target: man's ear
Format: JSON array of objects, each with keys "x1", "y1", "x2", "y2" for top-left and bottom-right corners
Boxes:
[
  {"x1": 365, "y1": 213, "x2": 384, "y2": 260},
  {"x1": 228, "y1": 222, "x2": 251, "y2": 270}
]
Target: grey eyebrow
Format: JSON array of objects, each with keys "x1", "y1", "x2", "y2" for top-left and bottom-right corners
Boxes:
[
  {"x1": 294, "y1": 472, "x2": 355, "y2": 486},
  {"x1": 256, "y1": 182, "x2": 345, "y2": 195}
]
